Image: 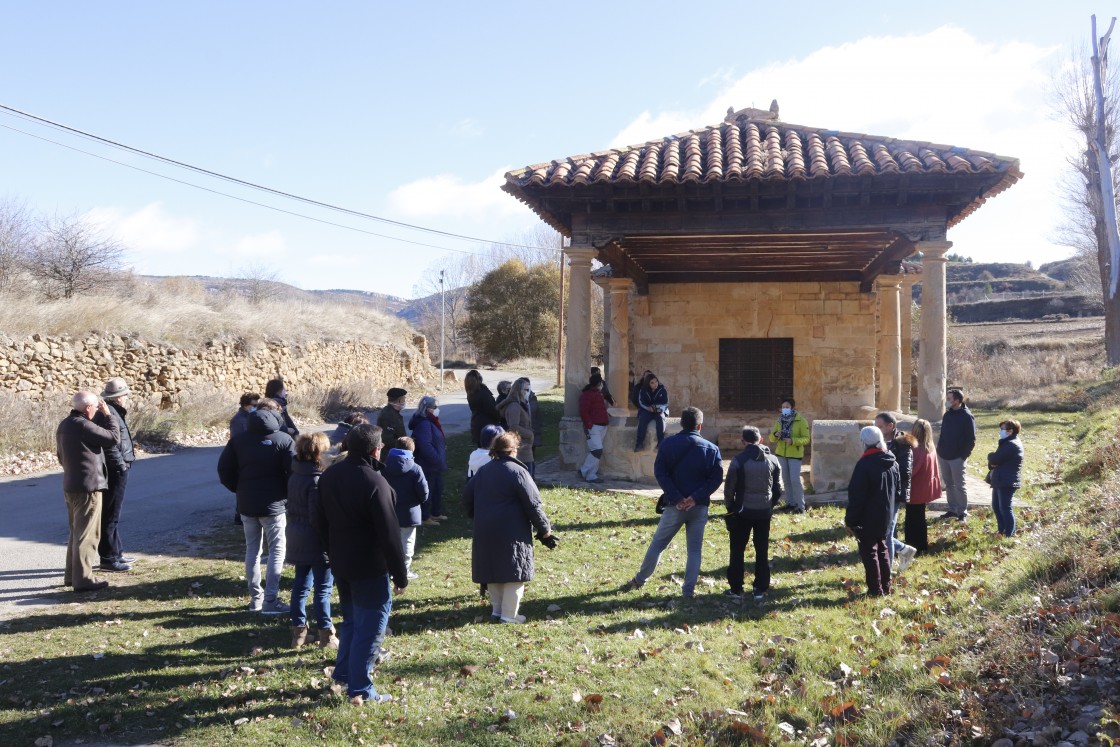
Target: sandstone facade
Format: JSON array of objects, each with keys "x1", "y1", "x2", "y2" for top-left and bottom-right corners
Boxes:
[
  {"x1": 626, "y1": 280, "x2": 878, "y2": 437},
  {"x1": 0, "y1": 332, "x2": 437, "y2": 407}
]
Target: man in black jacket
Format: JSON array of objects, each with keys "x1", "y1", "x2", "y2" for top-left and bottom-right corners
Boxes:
[
  {"x1": 315, "y1": 424, "x2": 407, "y2": 706},
  {"x1": 218, "y1": 409, "x2": 295, "y2": 615},
  {"x1": 845, "y1": 426, "x2": 899, "y2": 597},
  {"x1": 723, "y1": 426, "x2": 783, "y2": 602},
  {"x1": 56, "y1": 391, "x2": 120, "y2": 592},
  {"x1": 98, "y1": 378, "x2": 135, "y2": 573},
  {"x1": 875, "y1": 412, "x2": 918, "y2": 572},
  {"x1": 936, "y1": 388, "x2": 977, "y2": 521},
  {"x1": 375, "y1": 387, "x2": 407, "y2": 452}
]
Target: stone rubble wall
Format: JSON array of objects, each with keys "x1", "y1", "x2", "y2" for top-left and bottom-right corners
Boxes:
[{"x1": 0, "y1": 332, "x2": 438, "y2": 407}]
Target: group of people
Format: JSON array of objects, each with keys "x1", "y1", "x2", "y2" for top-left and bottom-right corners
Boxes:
[
  {"x1": 611, "y1": 384, "x2": 1023, "y2": 602},
  {"x1": 53, "y1": 367, "x2": 1023, "y2": 706}
]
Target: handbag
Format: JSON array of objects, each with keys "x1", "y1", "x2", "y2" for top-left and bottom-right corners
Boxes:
[
  {"x1": 984, "y1": 468, "x2": 994, "y2": 486},
  {"x1": 654, "y1": 437, "x2": 699, "y2": 514}
]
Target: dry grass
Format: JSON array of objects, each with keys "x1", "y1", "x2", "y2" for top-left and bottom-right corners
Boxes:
[
  {"x1": 948, "y1": 318, "x2": 1106, "y2": 409},
  {"x1": 0, "y1": 385, "x2": 235, "y2": 457},
  {"x1": 0, "y1": 276, "x2": 415, "y2": 346}
]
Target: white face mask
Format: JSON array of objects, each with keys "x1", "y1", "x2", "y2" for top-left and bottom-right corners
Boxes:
[
  {"x1": 781, "y1": 407, "x2": 792, "y2": 416},
  {"x1": 431, "y1": 407, "x2": 440, "y2": 417},
  {"x1": 999, "y1": 429, "x2": 1008, "y2": 439}
]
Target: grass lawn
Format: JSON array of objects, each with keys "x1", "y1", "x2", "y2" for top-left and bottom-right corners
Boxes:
[{"x1": 0, "y1": 394, "x2": 1085, "y2": 746}]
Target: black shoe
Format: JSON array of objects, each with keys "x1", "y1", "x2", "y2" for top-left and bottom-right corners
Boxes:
[
  {"x1": 118, "y1": 555, "x2": 136, "y2": 564},
  {"x1": 99, "y1": 560, "x2": 131, "y2": 572},
  {"x1": 74, "y1": 580, "x2": 109, "y2": 592},
  {"x1": 722, "y1": 589, "x2": 743, "y2": 602}
]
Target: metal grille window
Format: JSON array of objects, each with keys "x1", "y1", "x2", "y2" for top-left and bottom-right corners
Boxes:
[{"x1": 718, "y1": 338, "x2": 794, "y2": 411}]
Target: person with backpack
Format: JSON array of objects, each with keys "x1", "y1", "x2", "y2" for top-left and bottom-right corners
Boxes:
[
  {"x1": 286, "y1": 432, "x2": 338, "y2": 650},
  {"x1": 722, "y1": 426, "x2": 783, "y2": 602}
]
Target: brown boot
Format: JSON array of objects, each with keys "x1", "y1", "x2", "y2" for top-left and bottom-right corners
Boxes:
[
  {"x1": 291, "y1": 626, "x2": 309, "y2": 649},
  {"x1": 318, "y1": 627, "x2": 339, "y2": 649}
]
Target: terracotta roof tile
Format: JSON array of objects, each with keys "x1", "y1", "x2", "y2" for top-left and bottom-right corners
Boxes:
[{"x1": 504, "y1": 108, "x2": 1023, "y2": 229}]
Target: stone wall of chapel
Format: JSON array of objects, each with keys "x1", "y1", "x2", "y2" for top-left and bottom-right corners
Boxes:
[{"x1": 627, "y1": 281, "x2": 878, "y2": 431}]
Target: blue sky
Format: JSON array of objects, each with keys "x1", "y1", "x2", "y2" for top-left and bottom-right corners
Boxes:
[{"x1": 0, "y1": 2, "x2": 1111, "y2": 297}]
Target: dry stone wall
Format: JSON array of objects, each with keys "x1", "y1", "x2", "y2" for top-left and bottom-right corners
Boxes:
[{"x1": 0, "y1": 332, "x2": 437, "y2": 406}]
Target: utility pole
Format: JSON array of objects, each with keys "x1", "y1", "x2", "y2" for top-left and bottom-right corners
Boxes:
[
  {"x1": 556, "y1": 235, "x2": 565, "y2": 388},
  {"x1": 440, "y1": 269, "x2": 446, "y2": 390}
]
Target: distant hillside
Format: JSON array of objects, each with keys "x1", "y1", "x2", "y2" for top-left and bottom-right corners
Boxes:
[{"x1": 905, "y1": 260, "x2": 1103, "y2": 323}]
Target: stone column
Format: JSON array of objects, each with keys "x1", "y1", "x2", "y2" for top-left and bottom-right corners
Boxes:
[
  {"x1": 593, "y1": 276, "x2": 611, "y2": 373},
  {"x1": 900, "y1": 276, "x2": 916, "y2": 413},
  {"x1": 563, "y1": 245, "x2": 596, "y2": 417},
  {"x1": 917, "y1": 241, "x2": 952, "y2": 421},
  {"x1": 876, "y1": 274, "x2": 903, "y2": 412},
  {"x1": 606, "y1": 277, "x2": 633, "y2": 414}
]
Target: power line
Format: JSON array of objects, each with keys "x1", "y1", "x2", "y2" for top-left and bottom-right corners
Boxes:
[
  {"x1": 0, "y1": 121, "x2": 483, "y2": 255},
  {"x1": 0, "y1": 103, "x2": 553, "y2": 252}
]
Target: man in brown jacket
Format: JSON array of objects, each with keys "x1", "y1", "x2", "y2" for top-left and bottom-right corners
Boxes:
[{"x1": 56, "y1": 391, "x2": 120, "y2": 592}]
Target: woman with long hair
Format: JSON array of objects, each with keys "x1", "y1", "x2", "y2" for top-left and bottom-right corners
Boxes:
[
  {"x1": 286, "y1": 431, "x2": 338, "y2": 649},
  {"x1": 906, "y1": 419, "x2": 942, "y2": 553},
  {"x1": 497, "y1": 377, "x2": 535, "y2": 477},
  {"x1": 464, "y1": 370, "x2": 502, "y2": 447}
]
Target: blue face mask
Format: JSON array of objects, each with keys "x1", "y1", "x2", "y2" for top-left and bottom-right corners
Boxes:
[
  {"x1": 249, "y1": 406, "x2": 257, "y2": 412},
  {"x1": 999, "y1": 429, "x2": 1008, "y2": 439},
  {"x1": 781, "y1": 407, "x2": 792, "y2": 416}
]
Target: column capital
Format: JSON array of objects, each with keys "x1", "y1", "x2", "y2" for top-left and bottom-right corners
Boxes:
[
  {"x1": 875, "y1": 274, "x2": 905, "y2": 288},
  {"x1": 915, "y1": 240, "x2": 953, "y2": 260},
  {"x1": 565, "y1": 246, "x2": 597, "y2": 264},
  {"x1": 606, "y1": 276, "x2": 634, "y2": 294}
]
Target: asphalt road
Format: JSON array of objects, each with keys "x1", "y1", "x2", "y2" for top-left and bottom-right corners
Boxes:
[{"x1": 0, "y1": 367, "x2": 553, "y2": 620}]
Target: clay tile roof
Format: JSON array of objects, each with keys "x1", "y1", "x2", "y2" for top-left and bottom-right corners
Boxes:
[{"x1": 504, "y1": 106, "x2": 1022, "y2": 232}]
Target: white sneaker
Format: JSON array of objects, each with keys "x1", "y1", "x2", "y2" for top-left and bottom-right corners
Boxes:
[
  {"x1": 500, "y1": 614, "x2": 527, "y2": 624},
  {"x1": 897, "y1": 545, "x2": 918, "y2": 573},
  {"x1": 406, "y1": 571, "x2": 419, "y2": 579}
]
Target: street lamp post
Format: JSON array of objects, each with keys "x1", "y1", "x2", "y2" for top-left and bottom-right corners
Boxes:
[{"x1": 439, "y1": 270, "x2": 446, "y2": 390}]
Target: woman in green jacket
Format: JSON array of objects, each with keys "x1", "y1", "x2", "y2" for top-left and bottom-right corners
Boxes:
[{"x1": 769, "y1": 397, "x2": 810, "y2": 512}]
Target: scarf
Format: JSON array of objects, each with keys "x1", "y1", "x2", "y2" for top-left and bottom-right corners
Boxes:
[
  {"x1": 429, "y1": 413, "x2": 445, "y2": 435},
  {"x1": 779, "y1": 410, "x2": 797, "y2": 440}
]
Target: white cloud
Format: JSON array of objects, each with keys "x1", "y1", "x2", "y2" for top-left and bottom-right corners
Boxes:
[
  {"x1": 606, "y1": 26, "x2": 1071, "y2": 265},
  {"x1": 386, "y1": 167, "x2": 526, "y2": 220},
  {"x1": 233, "y1": 230, "x2": 287, "y2": 257},
  {"x1": 84, "y1": 202, "x2": 199, "y2": 254}
]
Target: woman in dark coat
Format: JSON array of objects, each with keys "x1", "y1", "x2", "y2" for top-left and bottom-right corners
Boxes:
[
  {"x1": 265, "y1": 378, "x2": 299, "y2": 436},
  {"x1": 987, "y1": 418, "x2": 1024, "y2": 537},
  {"x1": 464, "y1": 369, "x2": 502, "y2": 447},
  {"x1": 286, "y1": 432, "x2": 337, "y2": 649},
  {"x1": 409, "y1": 395, "x2": 447, "y2": 523},
  {"x1": 463, "y1": 432, "x2": 556, "y2": 623}
]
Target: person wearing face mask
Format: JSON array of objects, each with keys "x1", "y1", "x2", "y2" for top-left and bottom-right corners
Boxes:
[
  {"x1": 986, "y1": 419, "x2": 1023, "y2": 537},
  {"x1": 497, "y1": 378, "x2": 535, "y2": 478},
  {"x1": 230, "y1": 392, "x2": 261, "y2": 440},
  {"x1": 409, "y1": 396, "x2": 448, "y2": 524},
  {"x1": 376, "y1": 388, "x2": 408, "y2": 452},
  {"x1": 768, "y1": 397, "x2": 811, "y2": 513},
  {"x1": 936, "y1": 388, "x2": 977, "y2": 521},
  {"x1": 265, "y1": 378, "x2": 300, "y2": 437}
]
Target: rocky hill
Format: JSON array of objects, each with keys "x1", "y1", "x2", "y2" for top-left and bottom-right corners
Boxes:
[{"x1": 906, "y1": 261, "x2": 1102, "y2": 323}]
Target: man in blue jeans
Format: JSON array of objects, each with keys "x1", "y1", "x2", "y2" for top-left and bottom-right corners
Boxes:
[
  {"x1": 315, "y1": 424, "x2": 408, "y2": 706},
  {"x1": 623, "y1": 407, "x2": 724, "y2": 599}
]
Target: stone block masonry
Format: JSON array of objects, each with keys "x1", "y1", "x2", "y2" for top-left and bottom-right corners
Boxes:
[{"x1": 0, "y1": 332, "x2": 438, "y2": 407}]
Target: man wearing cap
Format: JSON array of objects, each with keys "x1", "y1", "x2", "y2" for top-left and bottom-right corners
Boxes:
[
  {"x1": 845, "y1": 426, "x2": 899, "y2": 597},
  {"x1": 99, "y1": 378, "x2": 136, "y2": 572},
  {"x1": 56, "y1": 390, "x2": 120, "y2": 592},
  {"x1": 377, "y1": 388, "x2": 407, "y2": 452}
]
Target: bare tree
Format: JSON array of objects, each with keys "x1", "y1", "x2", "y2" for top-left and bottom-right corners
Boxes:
[
  {"x1": 26, "y1": 214, "x2": 125, "y2": 299},
  {"x1": 238, "y1": 262, "x2": 284, "y2": 305},
  {"x1": 1053, "y1": 33, "x2": 1120, "y2": 361},
  {"x1": 0, "y1": 199, "x2": 34, "y2": 292}
]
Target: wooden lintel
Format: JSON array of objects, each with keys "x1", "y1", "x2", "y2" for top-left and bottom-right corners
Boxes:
[
  {"x1": 598, "y1": 241, "x2": 649, "y2": 295},
  {"x1": 859, "y1": 235, "x2": 917, "y2": 288},
  {"x1": 647, "y1": 270, "x2": 864, "y2": 284}
]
